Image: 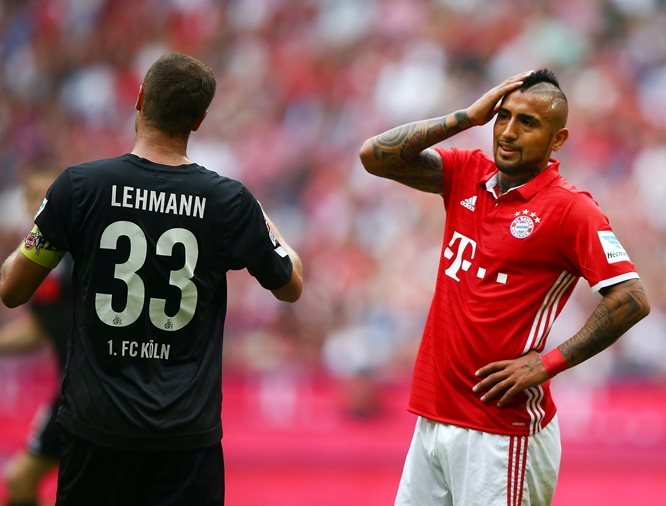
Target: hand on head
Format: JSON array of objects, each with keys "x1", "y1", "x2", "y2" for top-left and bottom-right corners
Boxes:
[{"x1": 465, "y1": 71, "x2": 534, "y2": 127}]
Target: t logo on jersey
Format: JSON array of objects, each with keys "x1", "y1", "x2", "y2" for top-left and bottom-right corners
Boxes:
[
  {"x1": 444, "y1": 231, "x2": 477, "y2": 281},
  {"x1": 443, "y1": 231, "x2": 509, "y2": 284}
]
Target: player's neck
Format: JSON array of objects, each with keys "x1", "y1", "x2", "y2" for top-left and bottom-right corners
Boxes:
[
  {"x1": 132, "y1": 128, "x2": 192, "y2": 167},
  {"x1": 497, "y1": 165, "x2": 546, "y2": 195},
  {"x1": 497, "y1": 174, "x2": 526, "y2": 195}
]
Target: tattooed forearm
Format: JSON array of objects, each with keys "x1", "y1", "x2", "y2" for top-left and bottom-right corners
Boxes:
[
  {"x1": 360, "y1": 111, "x2": 472, "y2": 192},
  {"x1": 373, "y1": 111, "x2": 471, "y2": 163},
  {"x1": 560, "y1": 300, "x2": 612, "y2": 366},
  {"x1": 558, "y1": 279, "x2": 650, "y2": 368}
]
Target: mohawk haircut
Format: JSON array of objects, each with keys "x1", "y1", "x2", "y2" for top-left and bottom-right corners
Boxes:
[{"x1": 519, "y1": 68, "x2": 567, "y2": 102}]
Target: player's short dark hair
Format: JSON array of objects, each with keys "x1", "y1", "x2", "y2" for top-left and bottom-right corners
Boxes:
[
  {"x1": 141, "y1": 53, "x2": 217, "y2": 137},
  {"x1": 519, "y1": 68, "x2": 567, "y2": 102}
]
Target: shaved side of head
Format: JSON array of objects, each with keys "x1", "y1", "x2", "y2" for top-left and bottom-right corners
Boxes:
[
  {"x1": 523, "y1": 83, "x2": 568, "y2": 130},
  {"x1": 519, "y1": 69, "x2": 568, "y2": 130}
]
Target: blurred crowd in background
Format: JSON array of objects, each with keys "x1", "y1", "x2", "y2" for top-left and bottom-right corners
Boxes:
[{"x1": 0, "y1": 0, "x2": 665, "y2": 420}]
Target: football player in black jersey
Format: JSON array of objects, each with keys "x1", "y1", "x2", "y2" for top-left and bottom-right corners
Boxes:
[
  {"x1": 0, "y1": 53, "x2": 303, "y2": 506},
  {"x1": 0, "y1": 166, "x2": 73, "y2": 506}
]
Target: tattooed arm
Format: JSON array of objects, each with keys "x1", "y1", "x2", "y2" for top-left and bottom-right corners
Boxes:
[
  {"x1": 359, "y1": 71, "x2": 533, "y2": 193},
  {"x1": 472, "y1": 279, "x2": 650, "y2": 407},
  {"x1": 358, "y1": 113, "x2": 468, "y2": 193},
  {"x1": 558, "y1": 279, "x2": 649, "y2": 368}
]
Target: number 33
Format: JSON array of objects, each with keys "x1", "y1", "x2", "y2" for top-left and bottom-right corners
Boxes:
[{"x1": 95, "y1": 221, "x2": 199, "y2": 331}]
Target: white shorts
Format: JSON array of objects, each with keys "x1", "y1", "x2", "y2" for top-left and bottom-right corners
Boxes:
[{"x1": 395, "y1": 416, "x2": 561, "y2": 506}]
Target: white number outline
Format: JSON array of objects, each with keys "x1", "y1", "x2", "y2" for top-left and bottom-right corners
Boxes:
[{"x1": 95, "y1": 221, "x2": 199, "y2": 331}]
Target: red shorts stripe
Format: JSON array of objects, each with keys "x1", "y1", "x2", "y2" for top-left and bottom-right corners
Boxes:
[{"x1": 508, "y1": 435, "x2": 528, "y2": 506}]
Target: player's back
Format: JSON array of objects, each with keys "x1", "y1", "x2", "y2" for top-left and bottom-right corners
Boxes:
[{"x1": 37, "y1": 154, "x2": 264, "y2": 450}]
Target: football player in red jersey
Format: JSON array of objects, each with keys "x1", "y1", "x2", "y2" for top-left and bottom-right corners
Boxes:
[{"x1": 360, "y1": 69, "x2": 649, "y2": 506}]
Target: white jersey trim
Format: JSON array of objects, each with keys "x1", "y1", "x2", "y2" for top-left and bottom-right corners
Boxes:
[
  {"x1": 589, "y1": 272, "x2": 640, "y2": 293},
  {"x1": 523, "y1": 271, "x2": 576, "y2": 354},
  {"x1": 534, "y1": 274, "x2": 577, "y2": 351},
  {"x1": 526, "y1": 386, "x2": 545, "y2": 435}
]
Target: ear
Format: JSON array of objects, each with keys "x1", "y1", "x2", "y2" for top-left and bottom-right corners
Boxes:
[
  {"x1": 551, "y1": 128, "x2": 569, "y2": 152},
  {"x1": 135, "y1": 86, "x2": 145, "y2": 112},
  {"x1": 192, "y1": 111, "x2": 207, "y2": 132}
]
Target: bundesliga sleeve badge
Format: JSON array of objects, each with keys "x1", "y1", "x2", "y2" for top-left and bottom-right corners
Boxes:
[{"x1": 598, "y1": 231, "x2": 630, "y2": 264}]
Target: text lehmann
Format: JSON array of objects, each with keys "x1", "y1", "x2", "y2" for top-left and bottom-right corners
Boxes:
[{"x1": 111, "y1": 185, "x2": 206, "y2": 219}]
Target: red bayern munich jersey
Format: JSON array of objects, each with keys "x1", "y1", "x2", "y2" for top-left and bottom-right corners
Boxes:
[{"x1": 408, "y1": 148, "x2": 640, "y2": 436}]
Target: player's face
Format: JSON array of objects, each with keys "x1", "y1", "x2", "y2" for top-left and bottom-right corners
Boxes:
[{"x1": 492, "y1": 91, "x2": 566, "y2": 179}]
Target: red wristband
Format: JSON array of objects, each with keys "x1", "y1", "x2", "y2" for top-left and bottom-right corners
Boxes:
[{"x1": 541, "y1": 348, "x2": 568, "y2": 378}]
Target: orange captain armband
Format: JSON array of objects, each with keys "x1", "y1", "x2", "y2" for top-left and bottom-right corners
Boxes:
[
  {"x1": 541, "y1": 348, "x2": 569, "y2": 378},
  {"x1": 20, "y1": 225, "x2": 66, "y2": 270}
]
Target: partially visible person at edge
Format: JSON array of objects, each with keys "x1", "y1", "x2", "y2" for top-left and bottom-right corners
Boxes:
[
  {"x1": 0, "y1": 166, "x2": 73, "y2": 506},
  {"x1": 359, "y1": 68, "x2": 649, "y2": 506},
  {"x1": 0, "y1": 52, "x2": 304, "y2": 506}
]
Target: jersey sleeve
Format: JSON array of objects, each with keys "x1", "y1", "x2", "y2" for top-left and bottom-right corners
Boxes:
[
  {"x1": 558, "y1": 192, "x2": 639, "y2": 292},
  {"x1": 434, "y1": 148, "x2": 488, "y2": 210},
  {"x1": 33, "y1": 169, "x2": 75, "y2": 253},
  {"x1": 434, "y1": 147, "x2": 458, "y2": 207},
  {"x1": 226, "y1": 186, "x2": 293, "y2": 290}
]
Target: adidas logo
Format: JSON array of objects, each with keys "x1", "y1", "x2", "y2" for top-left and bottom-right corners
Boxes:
[{"x1": 460, "y1": 196, "x2": 477, "y2": 212}]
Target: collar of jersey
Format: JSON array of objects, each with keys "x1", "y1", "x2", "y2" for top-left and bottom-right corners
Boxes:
[
  {"x1": 126, "y1": 153, "x2": 198, "y2": 171},
  {"x1": 483, "y1": 159, "x2": 560, "y2": 201}
]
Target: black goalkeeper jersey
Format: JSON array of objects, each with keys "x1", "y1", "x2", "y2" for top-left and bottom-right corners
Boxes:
[{"x1": 35, "y1": 154, "x2": 293, "y2": 450}]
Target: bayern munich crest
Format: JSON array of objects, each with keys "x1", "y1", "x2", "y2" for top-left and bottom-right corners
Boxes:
[{"x1": 510, "y1": 209, "x2": 541, "y2": 239}]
